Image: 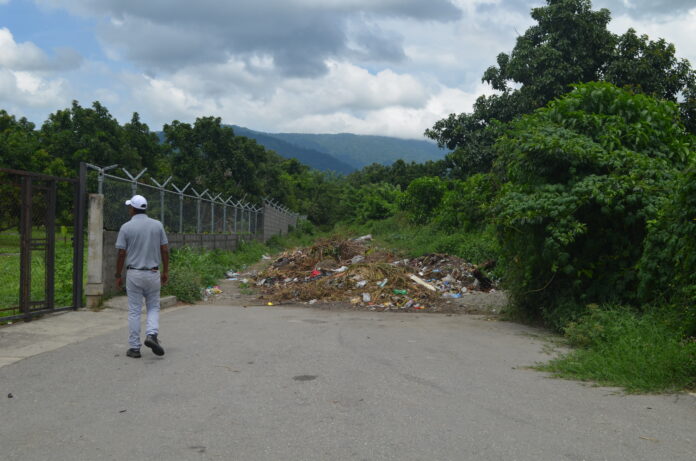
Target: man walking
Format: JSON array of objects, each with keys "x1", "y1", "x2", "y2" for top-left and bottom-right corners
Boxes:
[{"x1": 115, "y1": 194, "x2": 169, "y2": 358}]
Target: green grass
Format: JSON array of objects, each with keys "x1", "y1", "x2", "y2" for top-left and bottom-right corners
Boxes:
[
  {"x1": 162, "y1": 240, "x2": 268, "y2": 303},
  {"x1": 335, "y1": 214, "x2": 500, "y2": 267},
  {"x1": 537, "y1": 307, "x2": 696, "y2": 393},
  {"x1": 0, "y1": 230, "x2": 81, "y2": 317},
  {"x1": 162, "y1": 225, "x2": 319, "y2": 303}
]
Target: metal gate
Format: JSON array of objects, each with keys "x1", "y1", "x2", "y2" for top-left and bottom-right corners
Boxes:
[{"x1": 0, "y1": 165, "x2": 86, "y2": 322}]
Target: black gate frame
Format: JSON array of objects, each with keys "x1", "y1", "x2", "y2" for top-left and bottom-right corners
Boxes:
[{"x1": 1, "y1": 164, "x2": 86, "y2": 321}]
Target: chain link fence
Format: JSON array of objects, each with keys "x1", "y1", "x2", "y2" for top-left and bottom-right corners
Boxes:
[{"x1": 87, "y1": 165, "x2": 296, "y2": 236}]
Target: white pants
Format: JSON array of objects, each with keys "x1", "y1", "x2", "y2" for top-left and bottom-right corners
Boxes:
[{"x1": 126, "y1": 269, "x2": 161, "y2": 349}]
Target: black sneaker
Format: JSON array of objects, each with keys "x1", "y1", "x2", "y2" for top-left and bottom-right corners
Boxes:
[
  {"x1": 126, "y1": 348, "x2": 141, "y2": 358},
  {"x1": 145, "y1": 334, "x2": 165, "y2": 356}
]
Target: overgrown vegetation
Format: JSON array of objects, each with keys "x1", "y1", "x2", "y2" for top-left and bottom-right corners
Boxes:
[
  {"x1": 2, "y1": 0, "x2": 694, "y2": 391},
  {"x1": 162, "y1": 240, "x2": 268, "y2": 303},
  {"x1": 538, "y1": 307, "x2": 696, "y2": 393}
]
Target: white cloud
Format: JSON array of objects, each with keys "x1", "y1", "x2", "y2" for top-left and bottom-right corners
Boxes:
[
  {"x1": 10, "y1": 0, "x2": 696, "y2": 141},
  {"x1": 0, "y1": 28, "x2": 74, "y2": 113},
  {"x1": 118, "y1": 60, "x2": 490, "y2": 139},
  {"x1": 608, "y1": 8, "x2": 696, "y2": 64},
  {"x1": 0, "y1": 27, "x2": 82, "y2": 71},
  {"x1": 0, "y1": 69, "x2": 68, "y2": 109}
]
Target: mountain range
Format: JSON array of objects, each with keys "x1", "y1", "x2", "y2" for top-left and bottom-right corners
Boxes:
[{"x1": 230, "y1": 126, "x2": 447, "y2": 173}]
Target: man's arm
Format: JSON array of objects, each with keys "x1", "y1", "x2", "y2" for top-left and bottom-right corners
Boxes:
[
  {"x1": 116, "y1": 249, "x2": 126, "y2": 290},
  {"x1": 160, "y1": 244, "x2": 169, "y2": 285}
]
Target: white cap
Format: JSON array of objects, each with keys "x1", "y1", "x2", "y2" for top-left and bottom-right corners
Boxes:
[{"x1": 125, "y1": 194, "x2": 147, "y2": 210}]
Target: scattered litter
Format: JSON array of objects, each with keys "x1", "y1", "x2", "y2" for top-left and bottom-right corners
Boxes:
[
  {"x1": 204, "y1": 286, "x2": 223, "y2": 297},
  {"x1": 408, "y1": 274, "x2": 437, "y2": 292},
  {"x1": 226, "y1": 271, "x2": 240, "y2": 278},
  {"x1": 262, "y1": 254, "x2": 271, "y2": 260},
  {"x1": 250, "y1": 236, "x2": 497, "y2": 312}
]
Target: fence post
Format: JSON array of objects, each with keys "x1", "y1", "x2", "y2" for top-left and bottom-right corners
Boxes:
[
  {"x1": 211, "y1": 193, "x2": 221, "y2": 233},
  {"x1": 121, "y1": 168, "x2": 147, "y2": 196},
  {"x1": 191, "y1": 188, "x2": 208, "y2": 234},
  {"x1": 223, "y1": 196, "x2": 234, "y2": 234},
  {"x1": 244, "y1": 203, "x2": 252, "y2": 235},
  {"x1": 86, "y1": 194, "x2": 104, "y2": 308},
  {"x1": 72, "y1": 162, "x2": 87, "y2": 310},
  {"x1": 151, "y1": 176, "x2": 172, "y2": 226},
  {"x1": 233, "y1": 200, "x2": 242, "y2": 235},
  {"x1": 85, "y1": 163, "x2": 118, "y2": 194},
  {"x1": 171, "y1": 182, "x2": 190, "y2": 234}
]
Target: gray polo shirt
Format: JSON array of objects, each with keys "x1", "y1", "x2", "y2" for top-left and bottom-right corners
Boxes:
[{"x1": 115, "y1": 214, "x2": 169, "y2": 269}]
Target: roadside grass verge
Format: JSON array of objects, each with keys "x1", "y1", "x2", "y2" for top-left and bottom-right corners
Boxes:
[
  {"x1": 537, "y1": 306, "x2": 696, "y2": 393},
  {"x1": 335, "y1": 214, "x2": 500, "y2": 267},
  {"x1": 163, "y1": 224, "x2": 320, "y2": 303},
  {"x1": 162, "y1": 240, "x2": 268, "y2": 303}
]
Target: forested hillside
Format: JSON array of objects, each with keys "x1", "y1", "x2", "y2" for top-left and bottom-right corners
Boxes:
[
  {"x1": 230, "y1": 126, "x2": 355, "y2": 174},
  {"x1": 267, "y1": 132, "x2": 445, "y2": 168}
]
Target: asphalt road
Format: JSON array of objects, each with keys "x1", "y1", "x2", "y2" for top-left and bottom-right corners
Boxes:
[{"x1": 1, "y1": 304, "x2": 694, "y2": 460}]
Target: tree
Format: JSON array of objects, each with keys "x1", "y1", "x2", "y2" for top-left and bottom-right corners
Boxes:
[
  {"x1": 494, "y1": 82, "x2": 694, "y2": 328},
  {"x1": 40, "y1": 101, "x2": 142, "y2": 171},
  {"x1": 427, "y1": 0, "x2": 696, "y2": 179}
]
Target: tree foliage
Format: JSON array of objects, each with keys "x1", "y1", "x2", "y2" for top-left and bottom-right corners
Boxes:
[
  {"x1": 494, "y1": 82, "x2": 694, "y2": 327},
  {"x1": 639, "y1": 165, "x2": 696, "y2": 335},
  {"x1": 426, "y1": 0, "x2": 696, "y2": 179},
  {"x1": 399, "y1": 177, "x2": 447, "y2": 224}
]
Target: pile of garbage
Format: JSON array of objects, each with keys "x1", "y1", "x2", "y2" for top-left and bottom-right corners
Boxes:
[{"x1": 252, "y1": 235, "x2": 495, "y2": 312}]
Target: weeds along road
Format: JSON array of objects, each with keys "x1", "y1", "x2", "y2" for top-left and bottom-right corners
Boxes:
[{"x1": 1, "y1": 304, "x2": 694, "y2": 461}]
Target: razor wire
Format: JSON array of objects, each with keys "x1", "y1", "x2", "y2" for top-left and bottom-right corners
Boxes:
[{"x1": 87, "y1": 165, "x2": 303, "y2": 235}]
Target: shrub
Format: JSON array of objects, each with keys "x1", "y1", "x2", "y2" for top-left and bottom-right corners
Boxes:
[
  {"x1": 494, "y1": 82, "x2": 694, "y2": 326},
  {"x1": 542, "y1": 305, "x2": 696, "y2": 392},
  {"x1": 638, "y1": 164, "x2": 696, "y2": 336},
  {"x1": 354, "y1": 183, "x2": 402, "y2": 222},
  {"x1": 433, "y1": 173, "x2": 496, "y2": 231},
  {"x1": 164, "y1": 266, "x2": 203, "y2": 303},
  {"x1": 399, "y1": 176, "x2": 446, "y2": 224}
]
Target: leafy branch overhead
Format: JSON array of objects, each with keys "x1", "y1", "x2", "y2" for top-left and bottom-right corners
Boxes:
[{"x1": 426, "y1": 0, "x2": 696, "y2": 179}]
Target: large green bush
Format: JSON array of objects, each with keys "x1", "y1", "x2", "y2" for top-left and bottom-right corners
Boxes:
[
  {"x1": 399, "y1": 176, "x2": 446, "y2": 224},
  {"x1": 354, "y1": 183, "x2": 402, "y2": 223},
  {"x1": 433, "y1": 173, "x2": 496, "y2": 231},
  {"x1": 639, "y1": 164, "x2": 696, "y2": 335},
  {"x1": 495, "y1": 82, "x2": 694, "y2": 326}
]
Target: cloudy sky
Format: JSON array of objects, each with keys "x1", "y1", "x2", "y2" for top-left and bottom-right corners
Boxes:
[{"x1": 1, "y1": 0, "x2": 694, "y2": 139}]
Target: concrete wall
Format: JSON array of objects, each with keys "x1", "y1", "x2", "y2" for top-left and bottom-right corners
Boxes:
[
  {"x1": 101, "y1": 230, "x2": 243, "y2": 298},
  {"x1": 263, "y1": 204, "x2": 298, "y2": 241},
  {"x1": 88, "y1": 194, "x2": 301, "y2": 301}
]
